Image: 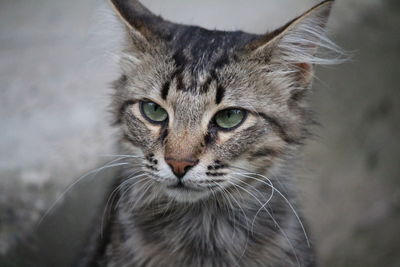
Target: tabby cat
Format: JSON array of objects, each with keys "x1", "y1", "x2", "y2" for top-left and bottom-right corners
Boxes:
[{"x1": 80, "y1": 0, "x2": 339, "y2": 266}]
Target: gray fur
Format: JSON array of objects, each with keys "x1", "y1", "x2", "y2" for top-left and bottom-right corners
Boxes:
[{"x1": 80, "y1": 1, "x2": 338, "y2": 266}]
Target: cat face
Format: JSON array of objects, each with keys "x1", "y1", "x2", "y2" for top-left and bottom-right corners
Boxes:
[{"x1": 110, "y1": 0, "x2": 336, "y2": 202}]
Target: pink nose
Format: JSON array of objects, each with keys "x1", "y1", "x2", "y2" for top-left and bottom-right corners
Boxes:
[{"x1": 165, "y1": 158, "x2": 198, "y2": 178}]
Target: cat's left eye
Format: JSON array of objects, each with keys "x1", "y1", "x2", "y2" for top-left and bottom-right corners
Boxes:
[
  {"x1": 214, "y1": 109, "x2": 246, "y2": 130},
  {"x1": 140, "y1": 101, "x2": 168, "y2": 124}
]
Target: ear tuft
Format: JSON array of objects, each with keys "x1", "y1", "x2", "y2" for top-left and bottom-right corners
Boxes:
[{"x1": 249, "y1": 0, "x2": 344, "y2": 67}]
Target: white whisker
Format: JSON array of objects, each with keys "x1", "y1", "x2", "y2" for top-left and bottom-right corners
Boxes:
[
  {"x1": 232, "y1": 171, "x2": 310, "y2": 248},
  {"x1": 101, "y1": 171, "x2": 147, "y2": 237},
  {"x1": 38, "y1": 160, "x2": 132, "y2": 226},
  {"x1": 226, "y1": 180, "x2": 300, "y2": 267}
]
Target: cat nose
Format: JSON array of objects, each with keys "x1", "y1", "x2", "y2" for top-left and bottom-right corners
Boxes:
[{"x1": 165, "y1": 158, "x2": 198, "y2": 179}]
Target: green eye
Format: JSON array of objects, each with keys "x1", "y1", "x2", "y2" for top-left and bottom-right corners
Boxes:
[
  {"x1": 214, "y1": 109, "x2": 246, "y2": 130},
  {"x1": 141, "y1": 101, "x2": 168, "y2": 123}
]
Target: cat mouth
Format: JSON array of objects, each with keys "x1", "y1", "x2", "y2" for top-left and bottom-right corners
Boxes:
[
  {"x1": 167, "y1": 181, "x2": 202, "y2": 192},
  {"x1": 164, "y1": 180, "x2": 212, "y2": 202}
]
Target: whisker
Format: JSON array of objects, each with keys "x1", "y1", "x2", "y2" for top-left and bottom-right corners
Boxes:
[
  {"x1": 232, "y1": 171, "x2": 310, "y2": 248},
  {"x1": 226, "y1": 180, "x2": 300, "y2": 267},
  {"x1": 114, "y1": 174, "x2": 149, "y2": 209},
  {"x1": 229, "y1": 175, "x2": 273, "y2": 233},
  {"x1": 211, "y1": 182, "x2": 237, "y2": 235},
  {"x1": 214, "y1": 181, "x2": 254, "y2": 262},
  {"x1": 101, "y1": 171, "x2": 146, "y2": 237},
  {"x1": 38, "y1": 160, "x2": 132, "y2": 226},
  {"x1": 130, "y1": 179, "x2": 154, "y2": 211},
  {"x1": 101, "y1": 154, "x2": 145, "y2": 159},
  {"x1": 231, "y1": 171, "x2": 275, "y2": 210},
  {"x1": 231, "y1": 166, "x2": 287, "y2": 196}
]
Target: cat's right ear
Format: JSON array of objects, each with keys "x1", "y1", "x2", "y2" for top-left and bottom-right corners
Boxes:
[{"x1": 109, "y1": 0, "x2": 174, "y2": 52}]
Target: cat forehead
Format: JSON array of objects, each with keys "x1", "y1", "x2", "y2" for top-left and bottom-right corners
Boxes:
[
  {"x1": 145, "y1": 27, "x2": 263, "y2": 101},
  {"x1": 166, "y1": 25, "x2": 257, "y2": 71},
  {"x1": 132, "y1": 45, "x2": 267, "y2": 109},
  {"x1": 156, "y1": 65, "x2": 262, "y2": 116}
]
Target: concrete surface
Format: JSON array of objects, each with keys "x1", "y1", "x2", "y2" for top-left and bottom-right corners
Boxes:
[{"x1": 0, "y1": 0, "x2": 399, "y2": 266}]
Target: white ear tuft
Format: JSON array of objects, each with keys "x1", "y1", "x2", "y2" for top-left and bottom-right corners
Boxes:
[
  {"x1": 252, "y1": 1, "x2": 346, "y2": 67},
  {"x1": 275, "y1": 1, "x2": 344, "y2": 66}
]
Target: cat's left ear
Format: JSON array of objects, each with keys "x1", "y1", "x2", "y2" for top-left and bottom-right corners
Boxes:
[{"x1": 247, "y1": 0, "x2": 336, "y2": 85}]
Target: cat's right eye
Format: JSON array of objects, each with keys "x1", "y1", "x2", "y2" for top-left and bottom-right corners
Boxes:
[
  {"x1": 140, "y1": 101, "x2": 168, "y2": 124},
  {"x1": 214, "y1": 109, "x2": 246, "y2": 131}
]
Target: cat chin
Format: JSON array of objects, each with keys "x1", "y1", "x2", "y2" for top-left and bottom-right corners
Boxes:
[{"x1": 163, "y1": 187, "x2": 210, "y2": 203}]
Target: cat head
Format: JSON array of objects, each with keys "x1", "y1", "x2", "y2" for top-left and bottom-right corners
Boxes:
[{"x1": 110, "y1": 0, "x2": 339, "y2": 203}]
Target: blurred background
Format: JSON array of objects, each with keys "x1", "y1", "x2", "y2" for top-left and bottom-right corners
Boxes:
[{"x1": 0, "y1": 0, "x2": 399, "y2": 266}]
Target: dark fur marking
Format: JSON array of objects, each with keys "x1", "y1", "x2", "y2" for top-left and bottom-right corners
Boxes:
[
  {"x1": 175, "y1": 73, "x2": 185, "y2": 91},
  {"x1": 207, "y1": 165, "x2": 225, "y2": 170},
  {"x1": 213, "y1": 53, "x2": 230, "y2": 69},
  {"x1": 210, "y1": 70, "x2": 218, "y2": 81},
  {"x1": 145, "y1": 164, "x2": 158, "y2": 171},
  {"x1": 258, "y1": 113, "x2": 299, "y2": 144},
  {"x1": 161, "y1": 80, "x2": 171, "y2": 99},
  {"x1": 171, "y1": 52, "x2": 188, "y2": 91},
  {"x1": 122, "y1": 133, "x2": 138, "y2": 146},
  {"x1": 208, "y1": 70, "x2": 225, "y2": 104},
  {"x1": 116, "y1": 100, "x2": 136, "y2": 124},
  {"x1": 289, "y1": 88, "x2": 308, "y2": 106},
  {"x1": 172, "y1": 52, "x2": 188, "y2": 69},
  {"x1": 159, "y1": 127, "x2": 169, "y2": 145},
  {"x1": 205, "y1": 172, "x2": 225, "y2": 177},
  {"x1": 215, "y1": 85, "x2": 225, "y2": 104},
  {"x1": 250, "y1": 147, "x2": 279, "y2": 158},
  {"x1": 204, "y1": 126, "x2": 218, "y2": 146},
  {"x1": 200, "y1": 76, "x2": 213, "y2": 93}
]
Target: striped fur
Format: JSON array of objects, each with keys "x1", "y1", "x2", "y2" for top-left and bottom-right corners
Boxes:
[{"x1": 80, "y1": 1, "x2": 340, "y2": 266}]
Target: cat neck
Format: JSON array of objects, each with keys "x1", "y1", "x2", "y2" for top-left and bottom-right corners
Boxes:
[{"x1": 109, "y1": 177, "x2": 307, "y2": 267}]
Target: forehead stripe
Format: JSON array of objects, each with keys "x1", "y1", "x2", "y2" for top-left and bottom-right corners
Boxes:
[
  {"x1": 215, "y1": 85, "x2": 225, "y2": 104},
  {"x1": 161, "y1": 80, "x2": 171, "y2": 100},
  {"x1": 200, "y1": 76, "x2": 212, "y2": 93},
  {"x1": 175, "y1": 72, "x2": 186, "y2": 91},
  {"x1": 161, "y1": 69, "x2": 183, "y2": 99}
]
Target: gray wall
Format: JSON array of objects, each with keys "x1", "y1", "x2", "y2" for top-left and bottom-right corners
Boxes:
[{"x1": 0, "y1": 0, "x2": 399, "y2": 266}]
